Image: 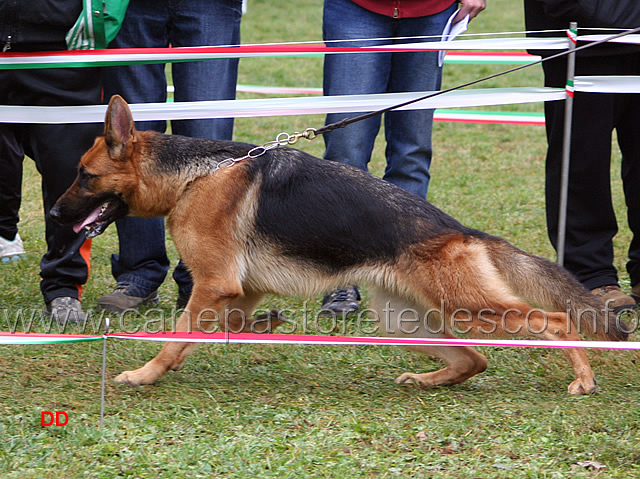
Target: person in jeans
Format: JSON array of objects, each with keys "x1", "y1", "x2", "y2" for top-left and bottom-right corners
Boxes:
[
  {"x1": 100, "y1": 0, "x2": 243, "y2": 312},
  {"x1": 0, "y1": 0, "x2": 103, "y2": 323},
  {"x1": 320, "y1": 0, "x2": 486, "y2": 314}
]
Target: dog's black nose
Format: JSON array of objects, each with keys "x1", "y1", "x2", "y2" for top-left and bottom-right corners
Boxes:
[{"x1": 49, "y1": 205, "x2": 62, "y2": 222}]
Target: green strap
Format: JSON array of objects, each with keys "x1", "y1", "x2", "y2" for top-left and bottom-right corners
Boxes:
[
  {"x1": 67, "y1": 0, "x2": 129, "y2": 50},
  {"x1": 66, "y1": 0, "x2": 99, "y2": 50},
  {"x1": 92, "y1": 0, "x2": 107, "y2": 50}
]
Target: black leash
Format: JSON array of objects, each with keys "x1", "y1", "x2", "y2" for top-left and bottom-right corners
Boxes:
[
  {"x1": 219, "y1": 26, "x2": 640, "y2": 168},
  {"x1": 313, "y1": 26, "x2": 640, "y2": 137}
]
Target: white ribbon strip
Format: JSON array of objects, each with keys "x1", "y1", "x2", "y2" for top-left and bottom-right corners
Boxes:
[
  {"x1": 0, "y1": 87, "x2": 564, "y2": 124},
  {"x1": 235, "y1": 85, "x2": 323, "y2": 95},
  {"x1": 378, "y1": 37, "x2": 568, "y2": 51},
  {"x1": 2, "y1": 75, "x2": 638, "y2": 124},
  {"x1": 574, "y1": 76, "x2": 640, "y2": 94},
  {"x1": 579, "y1": 34, "x2": 640, "y2": 45},
  {"x1": 383, "y1": 32, "x2": 640, "y2": 52}
]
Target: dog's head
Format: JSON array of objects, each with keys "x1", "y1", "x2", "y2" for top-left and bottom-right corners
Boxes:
[{"x1": 50, "y1": 95, "x2": 139, "y2": 238}]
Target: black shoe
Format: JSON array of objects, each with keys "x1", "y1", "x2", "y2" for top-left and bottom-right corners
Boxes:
[
  {"x1": 321, "y1": 286, "x2": 361, "y2": 315},
  {"x1": 98, "y1": 284, "x2": 159, "y2": 312}
]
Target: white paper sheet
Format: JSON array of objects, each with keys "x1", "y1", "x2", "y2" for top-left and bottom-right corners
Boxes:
[{"x1": 439, "y1": 9, "x2": 470, "y2": 66}]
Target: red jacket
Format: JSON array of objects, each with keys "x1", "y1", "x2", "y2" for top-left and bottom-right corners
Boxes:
[{"x1": 351, "y1": 0, "x2": 457, "y2": 18}]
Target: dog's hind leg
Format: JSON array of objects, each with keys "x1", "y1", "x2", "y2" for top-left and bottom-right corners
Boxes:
[
  {"x1": 393, "y1": 340, "x2": 489, "y2": 388},
  {"x1": 114, "y1": 279, "x2": 243, "y2": 386},
  {"x1": 496, "y1": 307, "x2": 597, "y2": 394},
  {"x1": 373, "y1": 290, "x2": 596, "y2": 393},
  {"x1": 396, "y1": 238, "x2": 597, "y2": 394},
  {"x1": 370, "y1": 290, "x2": 488, "y2": 388}
]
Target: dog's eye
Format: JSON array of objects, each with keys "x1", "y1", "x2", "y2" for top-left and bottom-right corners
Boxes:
[{"x1": 78, "y1": 167, "x2": 98, "y2": 189}]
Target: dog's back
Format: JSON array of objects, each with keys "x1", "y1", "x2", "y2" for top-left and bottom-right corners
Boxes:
[{"x1": 244, "y1": 147, "x2": 484, "y2": 268}]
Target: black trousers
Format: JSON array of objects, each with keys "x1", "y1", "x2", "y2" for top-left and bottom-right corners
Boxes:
[
  {"x1": 0, "y1": 66, "x2": 102, "y2": 303},
  {"x1": 542, "y1": 52, "x2": 640, "y2": 289}
]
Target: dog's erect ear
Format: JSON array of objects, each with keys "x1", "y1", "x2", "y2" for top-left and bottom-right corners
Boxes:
[{"x1": 104, "y1": 95, "x2": 136, "y2": 160}]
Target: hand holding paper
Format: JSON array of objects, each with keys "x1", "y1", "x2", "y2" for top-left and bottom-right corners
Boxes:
[
  {"x1": 439, "y1": 9, "x2": 470, "y2": 67},
  {"x1": 455, "y1": 0, "x2": 487, "y2": 23}
]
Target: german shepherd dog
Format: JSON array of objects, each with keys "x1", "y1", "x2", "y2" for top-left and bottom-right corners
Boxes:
[{"x1": 51, "y1": 95, "x2": 628, "y2": 395}]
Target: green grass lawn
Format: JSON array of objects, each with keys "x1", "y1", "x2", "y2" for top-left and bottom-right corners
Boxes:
[{"x1": 1, "y1": 0, "x2": 639, "y2": 477}]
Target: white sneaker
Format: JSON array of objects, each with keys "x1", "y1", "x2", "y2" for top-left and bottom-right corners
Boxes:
[{"x1": 0, "y1": 233, "x2": 25, "y2": 262}]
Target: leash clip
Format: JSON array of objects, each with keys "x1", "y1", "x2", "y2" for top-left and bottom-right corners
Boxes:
[
  {"x1": 213, "y1": 128, "x2": 319, "y2": 173},
  {"x1": 276, "y1": 128, "x2": 317, "y2": 147}
]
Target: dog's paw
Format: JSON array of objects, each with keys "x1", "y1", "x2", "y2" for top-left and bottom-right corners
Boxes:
[
  {"x1": 114, "y1": 368, "x2": 157, "y2": 386},
  {"x1": 394, "y1": 372, "x2": 433, "y2": 389},
  {"x1": 568, "y1": 377, "x2": 597, "y2": 395}
]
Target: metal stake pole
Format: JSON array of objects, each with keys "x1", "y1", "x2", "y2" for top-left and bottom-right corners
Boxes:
[
  {"x1": 100, "y1": 317, "x2": 110, "y2": 429},
  {"x1": 557, "y1": 22, "x2": 577, "y2": 266}
]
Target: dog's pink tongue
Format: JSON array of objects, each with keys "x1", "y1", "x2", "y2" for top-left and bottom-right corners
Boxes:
[{"x1": 73, "y1": 206, "x2": 102, "y2": 233}]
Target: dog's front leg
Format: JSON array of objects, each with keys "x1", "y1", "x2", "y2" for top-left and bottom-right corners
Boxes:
[
  {"x1": 114, "y1": 283, "x2": 241, "y2": 386},
  {"x1": 114, "y1": 326, "x2": 197, "y2": 386}
]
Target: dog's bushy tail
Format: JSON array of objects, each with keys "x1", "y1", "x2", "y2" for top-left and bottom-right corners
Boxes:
[{"x1": 486, "y1": 237, "x2": 629, "y2": 341}]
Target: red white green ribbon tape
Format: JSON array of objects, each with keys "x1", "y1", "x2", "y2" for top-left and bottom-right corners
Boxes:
[
  {"x1": 565, "y1": 79, "x2": 575, "y2": 98},
  {"x1": 0, "y1": 331, "x2": 102, "y2": 345},
  {"x1": 434, "y1": 109, "x2": 544, "y2": 125},
  {"x1": 443, "y1": 51, "x2": 539, "y2": 64},
  {"x1": 1, "y1": 330, "x2": 640, "y2": 350},
  {"x1": 108, "y1": 332, "x2": 640, "y2": 350},
  {"x1": 0, "y1": 38, "x2": 568, "y2": 70},
  {"x1": 4, "y1": 35, "x2": 640, "y2": 70}
]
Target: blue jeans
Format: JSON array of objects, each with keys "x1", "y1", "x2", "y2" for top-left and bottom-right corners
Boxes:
[
  {"x1": 102, "y1": 0, "x2": 242, "y2": 297},
  {"x1": 322, "y1": 0, "x2": 457, "y2": 200}
]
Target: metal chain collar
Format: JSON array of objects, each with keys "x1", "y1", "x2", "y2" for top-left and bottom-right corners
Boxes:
[{"x1": 213, "y1": 127, "x2": 317, "y2": 173}]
